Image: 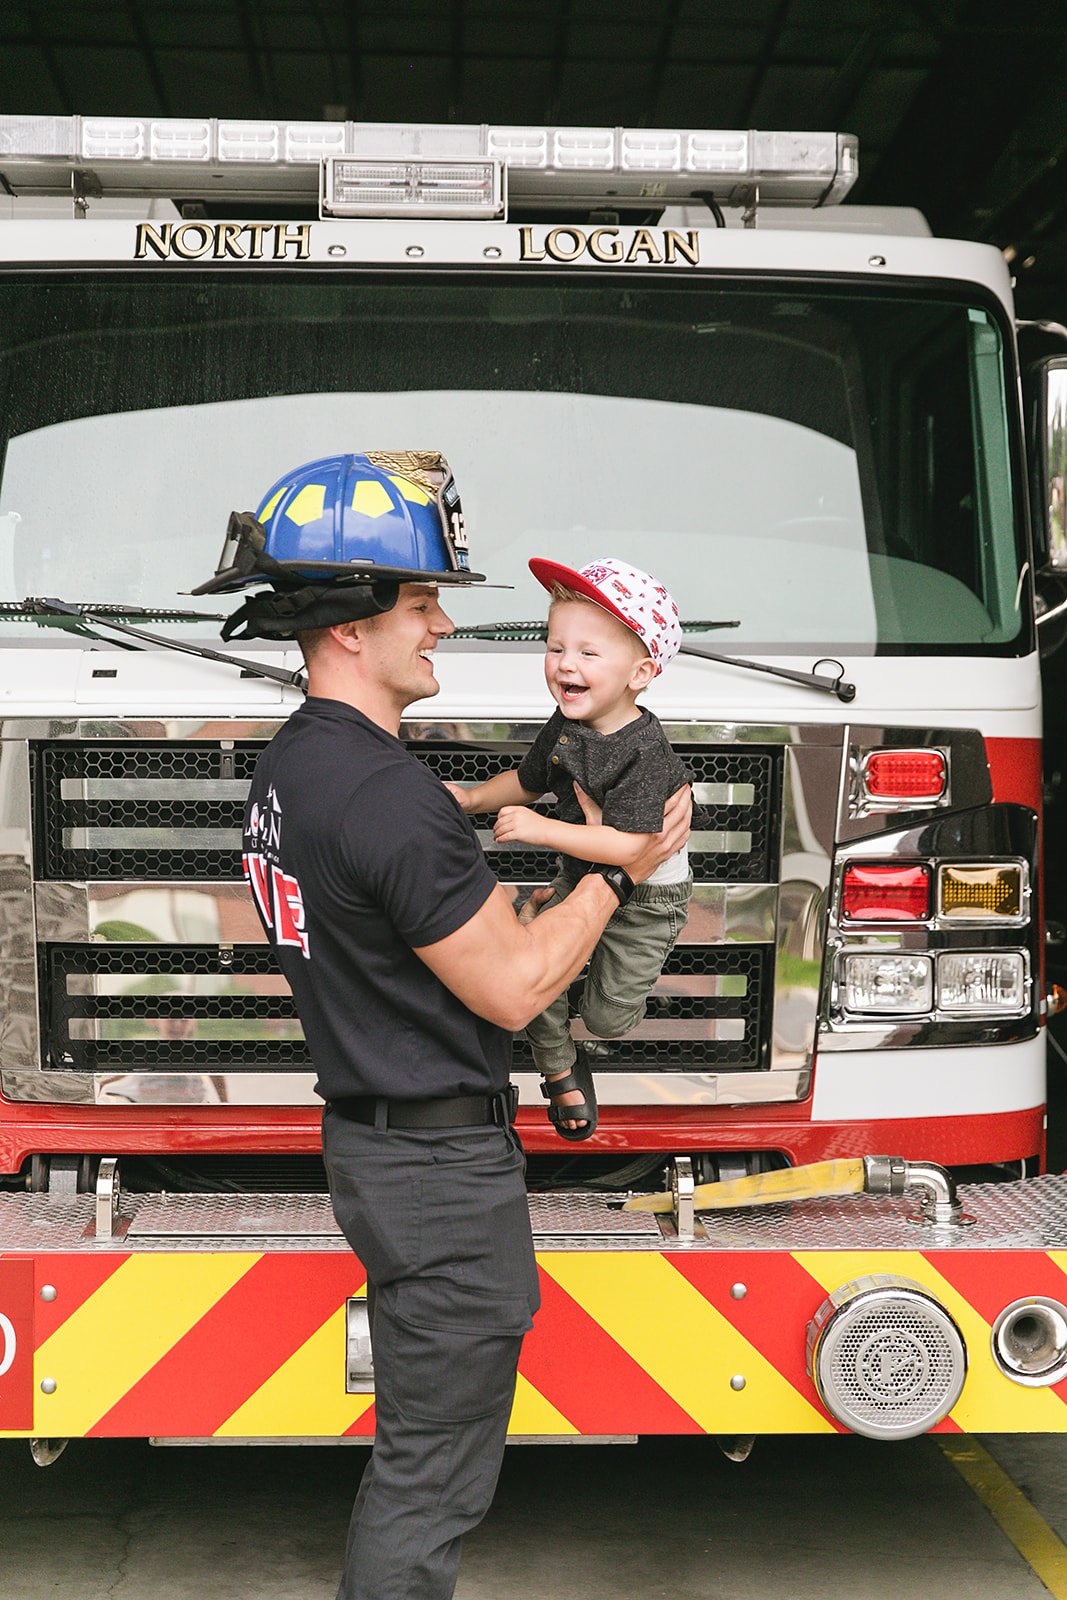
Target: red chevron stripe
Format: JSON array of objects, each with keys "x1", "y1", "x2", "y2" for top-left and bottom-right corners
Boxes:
[
  {"x1": 666, "y1": 1250, "x2": 843, "y2": 1430},
  {"x1": 34, "y1": 1253, "x2": 129, "y2": 1344},
  {"x1": 89, "y1": 1254, "x2": 362, "y2": 1437},
  {"x1": 343, "y1": 1402, "x2": 376, "y2": 1437},
  {"x1": 928, "y1": 1249, "x2": 1067, "y2": 1328},
  {"x1": 519, "y1": 1267, "x2": 700, "y2": 1434},
  {"x1": 928, "y1": 1249, "x2": 1067, "y2": 1409}
]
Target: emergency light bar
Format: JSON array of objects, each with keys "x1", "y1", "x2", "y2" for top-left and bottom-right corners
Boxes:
[{"x1": 0, "y1": 116, "x2": 858, "y2": 212}]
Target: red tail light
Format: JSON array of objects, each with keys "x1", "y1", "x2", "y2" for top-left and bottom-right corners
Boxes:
[
  {"x1": 842, "y1": 863, "x2": 931, "y2": 921},
  {"x1": 863, "y1": 749, "x2": 946, "y2": 801}
]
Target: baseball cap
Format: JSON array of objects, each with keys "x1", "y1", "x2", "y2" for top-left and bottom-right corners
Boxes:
[{"x1": 528, "y1": 556, "x2": 682, "y2": 676}]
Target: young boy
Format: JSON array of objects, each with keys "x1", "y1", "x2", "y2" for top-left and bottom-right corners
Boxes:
[{"x1": 445, "y1": 557, "x2": 692, "y2": 1141}]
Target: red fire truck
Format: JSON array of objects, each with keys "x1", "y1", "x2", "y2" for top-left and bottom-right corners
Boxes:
[{"x1": 2, "y1": 117, "x2": 1067, "y2": 1459}]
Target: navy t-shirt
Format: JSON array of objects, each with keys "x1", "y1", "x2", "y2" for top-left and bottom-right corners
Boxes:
[{"x1": 242, "y1": 696, "x2": 510, "y2": 1102}]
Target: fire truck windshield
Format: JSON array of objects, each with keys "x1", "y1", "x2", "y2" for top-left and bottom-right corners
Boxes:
[{"x1": 0, "y1": 272, "x2": 1028, "y2": 656}]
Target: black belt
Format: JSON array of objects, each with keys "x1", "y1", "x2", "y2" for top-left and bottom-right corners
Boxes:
[{"x1": 329, "y1": 1085, "x2": 518, "y2": 1130}]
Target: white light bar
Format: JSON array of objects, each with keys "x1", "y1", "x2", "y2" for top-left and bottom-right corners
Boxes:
[
  {"x1": 0, "y1": 117, "x2": 858, "y2": 209},
  {"x1": 323, "y1": 158, "x2": 503, "y2": 219}
]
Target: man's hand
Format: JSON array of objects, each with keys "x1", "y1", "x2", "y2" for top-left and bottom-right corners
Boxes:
[
  {"x1": 572, "y1": 781, "x2": 602, "y2": 825},
  {"x1": 626, "y1": 784, "x2": 692, "y2": 883},
  {"x1": 494, "y1": 805, "x2": 551, "y2": 847}
]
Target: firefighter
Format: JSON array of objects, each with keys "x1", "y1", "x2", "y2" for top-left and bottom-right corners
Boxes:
[{"x1": 195, "y1": 451, "x2": 691, "y2": 1600}]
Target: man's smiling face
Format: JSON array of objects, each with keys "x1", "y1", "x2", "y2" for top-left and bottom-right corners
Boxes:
[{"x1": 362, "y1": 583, "x2": 455, "y2": 712}]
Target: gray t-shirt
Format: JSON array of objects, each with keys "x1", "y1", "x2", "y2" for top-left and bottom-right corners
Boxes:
[{"x1": 517, "y1": 707, "x2": 689, "y2": 879}]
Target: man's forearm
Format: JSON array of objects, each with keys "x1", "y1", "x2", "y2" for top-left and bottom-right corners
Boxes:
[{"x1": 510, "y1": 875, "x2": 620, "y2": 1025}]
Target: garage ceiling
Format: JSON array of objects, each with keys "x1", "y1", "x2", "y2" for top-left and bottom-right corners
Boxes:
[{"x1": 2, "y1": 0, "x2": 1067, "y2": 307}]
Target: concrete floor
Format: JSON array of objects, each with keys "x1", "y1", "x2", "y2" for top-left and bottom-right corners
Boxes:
[{"x1": 0, "y1": 1433, "x2": 1060, "y2": 1599}]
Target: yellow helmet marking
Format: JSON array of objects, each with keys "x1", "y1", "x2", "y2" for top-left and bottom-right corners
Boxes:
[
  {"x1": 258, "y1": 487, "x2": 286, "y2": 522},
  {"x1": 388, "y1": 474, "x2": 431, "y2": 506},
  {"x1": 286, "y1": 484, "x2": 327, "y2": 527},
  {"x1": 352, "y1": 479, "x2": 395, "y2": 519}
]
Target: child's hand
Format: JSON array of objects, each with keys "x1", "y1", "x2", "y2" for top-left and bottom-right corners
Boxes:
[
  {"x1": 494, "y1": 805, "x2": 549, "y2": 846},
  {"x1": 516, "y1": 885, "x2": 556, "y2": 924},
  {"x1": 442, "y1": 781, "x2": 474, "y2": 813}
]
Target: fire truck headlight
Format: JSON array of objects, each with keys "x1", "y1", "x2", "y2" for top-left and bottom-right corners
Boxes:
[
  {"x1": 936, "y1": 952, "x2": 1028, "y2": 1014},
  {"x1": 991, "y1": 1298, "x2": 1067, "y2": 1386},
  {"x1": 839, "y1": 953, "x2": 933, "y2": 1015}
]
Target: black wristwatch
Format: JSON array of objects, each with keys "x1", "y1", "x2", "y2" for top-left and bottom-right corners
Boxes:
[{"x1": 586, "y1": 862, "x2": 635, "y2": 906}]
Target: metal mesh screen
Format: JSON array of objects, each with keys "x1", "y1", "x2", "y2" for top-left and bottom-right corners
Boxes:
[
  {"x1": 42, "y1": 940, "x2": 770, "y2": 1074},
  {"x1": 32, "y1": 740, "x2": 779, "y2": 884}
]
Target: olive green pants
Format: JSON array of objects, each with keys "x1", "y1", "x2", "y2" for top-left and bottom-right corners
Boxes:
[{"x1": 524, "y1": 868, "x2": 692, "y2": 1076}]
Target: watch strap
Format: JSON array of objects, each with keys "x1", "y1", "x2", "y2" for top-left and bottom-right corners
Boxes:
[{"x1": 586, "y1": 862, "x2": 635, "y2": 905}]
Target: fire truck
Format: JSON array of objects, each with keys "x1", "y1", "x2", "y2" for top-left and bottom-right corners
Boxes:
[{"x1": 2, "y1": 117, "x2": 1067, "y2": 1461}]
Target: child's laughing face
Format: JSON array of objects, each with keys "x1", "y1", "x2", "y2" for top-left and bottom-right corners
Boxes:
[{"x1": 544, "y1": 600, "x2": 655, "y2": 734}]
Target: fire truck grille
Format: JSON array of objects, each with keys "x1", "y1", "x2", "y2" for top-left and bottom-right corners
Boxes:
[
  {"x1": 32, "y1": 741, "x2": 778, "y2": 884},
  {"x1": 43, "y1": 944, "x2": 308, "y2": 1071},
  {"x1": 41, "y1": 941, "x2": 771, "y2": 1074},
  {"x1": 31, "y1": 737, "x2": 780, "y2": 1083},
  {"x1": 33, "y1": 741, "x2": 261, "y2": 880}
]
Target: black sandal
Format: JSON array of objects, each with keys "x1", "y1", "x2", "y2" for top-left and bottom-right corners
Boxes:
[{"x1": 540, "y1": 1050, "x2": 598, "y2": 1143}]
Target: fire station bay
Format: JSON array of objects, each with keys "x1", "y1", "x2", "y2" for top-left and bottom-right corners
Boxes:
[{"x1": 3, "y1": 113, "x2": 1067, "y2": 1600}]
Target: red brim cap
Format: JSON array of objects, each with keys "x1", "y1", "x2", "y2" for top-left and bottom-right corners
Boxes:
[{"x1": 528, "y1": 557, "x2": 642, "y2": 641}]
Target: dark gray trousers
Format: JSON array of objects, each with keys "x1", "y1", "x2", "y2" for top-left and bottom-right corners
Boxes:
[{"x1": 322, "y1": 1105, "x2": 539, "y2": 1600}]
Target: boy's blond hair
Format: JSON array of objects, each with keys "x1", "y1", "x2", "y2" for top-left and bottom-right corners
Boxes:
[{"x1": 547, "y1": 583, "x2": 650, "y2": 664}]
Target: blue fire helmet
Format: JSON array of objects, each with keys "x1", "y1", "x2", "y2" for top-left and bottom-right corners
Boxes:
[{"x1": 195, "y1": 451, "x2": 486, "y2": 595}]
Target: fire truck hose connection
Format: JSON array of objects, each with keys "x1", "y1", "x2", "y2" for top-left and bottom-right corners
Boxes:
[{"x1": 624, "y1": 1154, "x2": 965, "y2": 1226}]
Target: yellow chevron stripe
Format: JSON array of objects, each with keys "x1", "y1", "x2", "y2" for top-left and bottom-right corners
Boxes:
[
  {"x1": 509, "y1": 1370, "x2": 579, "y2": 1436},
  {"x1": 215, "y1": 1305, "x2": 374, "y2": 1437},
  {"x1": 795, "y1": 1251, "x2": 1067, "y2": 1432},
  {"x1": 35, "y1": 1253, "x2": 259, "y2": 1436},
  {"x1": 543, "y1": 1251, "x2": 832, "y2": 1433}
]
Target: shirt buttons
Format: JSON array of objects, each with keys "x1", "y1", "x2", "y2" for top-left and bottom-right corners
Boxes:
[
  {"x1": 550, "y1": 755, "x2": 560, "y2": 765},
  {"x1": 559, "y1": 735, "x2": 569, "y2": 744}
]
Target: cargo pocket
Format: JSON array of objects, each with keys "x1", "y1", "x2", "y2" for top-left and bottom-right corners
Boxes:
[{"x1": 390, "y1": 1276, "x2": 533, "y2": 1423}]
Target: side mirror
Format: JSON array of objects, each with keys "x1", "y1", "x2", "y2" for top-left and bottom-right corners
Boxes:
[{"x1": 1036, "y1": 358, "x2": 1067, "y2": 574}]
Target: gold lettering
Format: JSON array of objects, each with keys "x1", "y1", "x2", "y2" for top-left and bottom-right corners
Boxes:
[
  {"x1": 272, "y1": 223, "x2": 312, "y2": 260},
  {"x1": 625, "y1": 228, "x2": 663, "y2": 265},
  {"x1": 663, "y1": 229, "x2": 700, "y2": 266},
  {"x1": 587, "y1": 227, "x2": 624, "y2": 264},
  {"x1": 518, "y1": 226, "x2": 546, "y2": 262},
  {"x1": 213, "y1": 222, "x2": 247, "y2": 260},
  {"x1": 171, "y1": 222, "x2": 213, "y2": 260},
  {"x1": 545, "y1": 228, "x2": 585, "y2": 262},
  {"x1": 134, "y1": 222, "x2": 172, "y2": 260},
  {"x1": 244, "y1": 223, "x2": 272, "y2": 260}
]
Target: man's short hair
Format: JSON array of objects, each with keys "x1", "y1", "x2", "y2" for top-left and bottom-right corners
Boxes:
[{"x1": 295, "y1": 626, "x2": 330, "y2": 666}]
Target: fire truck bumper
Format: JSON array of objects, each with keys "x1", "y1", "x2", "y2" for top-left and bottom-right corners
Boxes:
[{"x1": 4, "y1": 1180, "x2": 1067, "y2": 1442}]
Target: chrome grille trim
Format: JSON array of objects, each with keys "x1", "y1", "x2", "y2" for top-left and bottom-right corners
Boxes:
[{"x1": 5, "y1": 717, "x2": 847, "y2": 1107}]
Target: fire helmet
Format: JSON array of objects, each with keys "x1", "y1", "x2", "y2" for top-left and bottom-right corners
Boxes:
[{"x1": 194, "y1": 451, "x2": 488, "y2": 641}]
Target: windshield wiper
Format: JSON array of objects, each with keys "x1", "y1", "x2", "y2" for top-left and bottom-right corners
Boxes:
[
  {"x1": 676, "y1": 640, "x2": 855, "y2": 703},
  {"x1": 448, "y1": 619, "x2": 855, "y2": 702},
  {"x1": 449, "y1": 619, "x2": 740, "y2": 640},
  {"x1": 19, "y1": 597, "x2": 307, "y2": 694}
]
